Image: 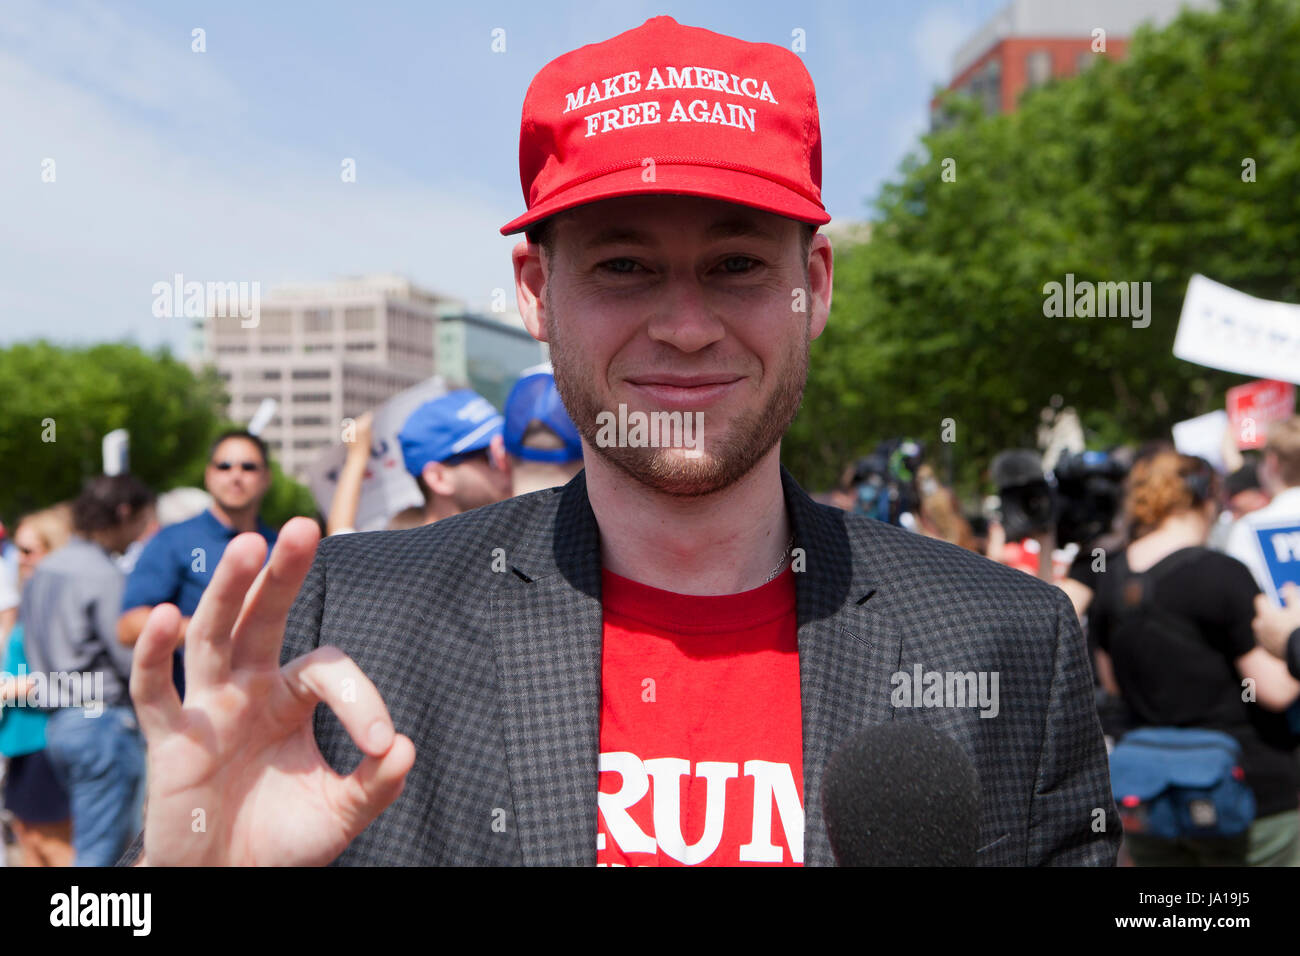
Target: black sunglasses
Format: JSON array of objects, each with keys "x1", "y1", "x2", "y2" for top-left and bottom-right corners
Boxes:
[
  {"x1": 211, "y1": 460, "x2": 262, "y2": 472},
  {"x1": 442, "y1": 448, "x2": 495, "y2": 469}
]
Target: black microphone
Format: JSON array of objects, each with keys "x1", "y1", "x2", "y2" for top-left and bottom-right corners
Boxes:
[{"x1": 821, "y1": 723, "x2": 981, "y2": 866}]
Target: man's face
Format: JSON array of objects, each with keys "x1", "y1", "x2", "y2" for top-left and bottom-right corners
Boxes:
[
  {"x1": 14, "y1": 522, "x2": 48, "y2": 584},
  {"x1": 205, "y1": 437, "x2": 272, "y2": 512},
  {"x1": 1228, "y1": 487, "x2": 1270, "y2": 519},
  {"x1": 514, "y1": 195, "x2": 832, "y2": 497},
  {"x1": 423, "y1": 435, "x2": 513, "y2": 512},
  {"x1": 448, "y1": 456, "x2": 512, "y2": 511}
]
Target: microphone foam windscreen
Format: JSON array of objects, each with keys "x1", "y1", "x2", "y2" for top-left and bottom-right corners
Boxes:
[{"x1": 821, "y1": 723, "x2": 981, "y2": 866}]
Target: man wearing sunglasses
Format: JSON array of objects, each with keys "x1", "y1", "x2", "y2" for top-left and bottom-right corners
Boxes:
[{"x1": 116, "y1": 431, "x2": 277, "y2": 696}]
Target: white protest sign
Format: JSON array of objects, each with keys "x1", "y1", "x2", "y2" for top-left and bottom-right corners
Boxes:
[
  {"x1": 1171, "y1": 409, "x2": 1229, "y2": 472},
  {"x1": 1173, "y1": 274, "x2": 1300, "y2": 384},
  {"x1": 247, "y1": 398, "x2": 277, "y2": 437},
  {"x1": 307, "y1": 376, "x2": 447, "y2": 532},
  {"x1": 102, "y1": 429, "x2": 129, "y2": 476}
]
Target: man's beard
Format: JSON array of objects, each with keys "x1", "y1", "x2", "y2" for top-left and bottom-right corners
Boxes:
[{"x1": 547, "y1": 294, "x2": 810, "y2": 498}]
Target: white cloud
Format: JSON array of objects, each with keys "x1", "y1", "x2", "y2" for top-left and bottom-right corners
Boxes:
[{"x1": 0, "y1": 1, "x2": 521, "y2": 354}]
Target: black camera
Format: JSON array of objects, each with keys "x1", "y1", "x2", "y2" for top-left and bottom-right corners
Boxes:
[
  {"x1": 991, "y1": 450, "x2": 1056, "y2": 542},
  {"x1": 1051, "y1": 449, "x2": 1128, "y2": 546},
  {"x1": 991, "y1": 448, "x2": 1128, "y2": 545}
]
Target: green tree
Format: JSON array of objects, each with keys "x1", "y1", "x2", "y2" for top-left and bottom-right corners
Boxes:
[
  {"x1": 786, "y1": 0, "x2": 1300, "y2": 497},
  {"x1": 0, "y1": 341, "x2": 319, "y2": 529}
]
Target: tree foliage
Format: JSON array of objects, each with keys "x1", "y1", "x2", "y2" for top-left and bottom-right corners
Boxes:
[
  {"x1": 786, "y1": 0, "x2": 1300, "y2": 496},
  {"x1": 0, "y1": 341, "x2": 318, "y2": 529}
]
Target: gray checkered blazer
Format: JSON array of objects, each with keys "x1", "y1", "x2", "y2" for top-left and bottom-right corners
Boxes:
[{"x1": 122, "y1": 466, "x2": 1118, "y2": 866}]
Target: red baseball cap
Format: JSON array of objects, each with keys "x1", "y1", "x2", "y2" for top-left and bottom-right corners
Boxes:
[{"x1": 500, "y1": 15, "x2": 832, "y2": 235}]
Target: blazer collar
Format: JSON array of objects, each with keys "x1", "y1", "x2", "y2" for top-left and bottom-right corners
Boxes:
[{"x1": 493, "y1": 466, "x2": 899, "y2": 865}]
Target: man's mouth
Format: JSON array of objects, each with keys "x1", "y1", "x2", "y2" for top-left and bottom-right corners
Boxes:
[{"x1": 624, "y1": 374, "x2": 742, "y2": 408}]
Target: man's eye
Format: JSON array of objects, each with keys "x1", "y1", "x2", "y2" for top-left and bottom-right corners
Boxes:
[
  {"x1": 598, "y1": 258, "x2": 643, "y2": 274},
  {"x1": 720, "y1": 256, "x2": 759, "y2": 273}
]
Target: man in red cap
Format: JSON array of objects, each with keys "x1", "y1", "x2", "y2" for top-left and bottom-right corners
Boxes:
[{"x1": 122, "y1": 17, "x2": 1117, "y2": 866}]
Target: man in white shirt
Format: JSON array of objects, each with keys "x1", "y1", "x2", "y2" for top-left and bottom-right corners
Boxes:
[{"x1": 1226, "y1": 416, "x2": 1300, "y2": 600}]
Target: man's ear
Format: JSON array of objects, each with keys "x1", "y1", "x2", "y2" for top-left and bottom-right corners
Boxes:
[
  {"x1": 487, "y1": 434, "x2": 512, "y2": 478},
  {"x1": 807, "y1": 232, "x2": 833, "y2": 342},
  {"x1": 421, "y1": 461, "x2": 454, "y2": 497},
  {"x1": 513, "y1": 238, "x2": 549, "y2": 343}
]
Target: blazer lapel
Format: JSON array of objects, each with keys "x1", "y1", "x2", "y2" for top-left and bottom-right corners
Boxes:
[
  {"x1": 492, "y1": 473, "x2": 604, "y2": 865},
  {"x1": 783, "y1": 467, "x2": 903, "y2": 866}
]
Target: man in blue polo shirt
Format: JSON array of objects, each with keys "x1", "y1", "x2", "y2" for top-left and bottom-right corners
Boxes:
[{"x1": 116, "y1": 430, "x2": 277, "y2": 695}]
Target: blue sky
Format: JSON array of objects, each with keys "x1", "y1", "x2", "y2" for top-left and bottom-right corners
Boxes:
[{"x1": 0, "y1": 0, "x2": 1005, "y2": 352}]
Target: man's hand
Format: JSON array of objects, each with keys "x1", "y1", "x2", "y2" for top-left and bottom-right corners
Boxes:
[
  {"x1": 130, "y1": 517, "x2": 415, "y2": 866},
  {"x1": 345, "y1": 411, "x2": 374, "y2": 462},
  {"x1": 1252, "y1": 583, "x2": 1300, "y2": 659}
]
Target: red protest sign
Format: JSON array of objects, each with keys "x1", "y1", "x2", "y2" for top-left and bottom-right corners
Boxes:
[{"x1": 1226, "y1": 379, "x2": 1296, "y2": 449}]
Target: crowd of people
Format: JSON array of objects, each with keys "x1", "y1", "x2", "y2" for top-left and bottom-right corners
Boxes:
[
  {"x1": 823, "y1": 417, "x2": 1300, "y2": 866},
  {"x1": 0, "y1": 365, "x2": 582, "y2": 867},
  {"x1": 4, "y1": 363, "x2": 1300, "y2": 867}
]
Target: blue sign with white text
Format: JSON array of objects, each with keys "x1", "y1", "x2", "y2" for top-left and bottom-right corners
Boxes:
[{"x1": 1254, "y1": 521, "x2": 1300, "y2": 605}]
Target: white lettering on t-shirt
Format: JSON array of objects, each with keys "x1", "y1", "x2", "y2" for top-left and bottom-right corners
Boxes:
[
  {"x1": 598, "y1": 752, "x2": 804, "y2": 864},
  {"x1": 597, "y1": 751, "x2": 657, "y2": 854},
  {"x1": 644, "y1": 757, "x2": 738, "y2": 865},
  {"x1": 738, "y1": 759, "x2": 805, "y2": 863}
]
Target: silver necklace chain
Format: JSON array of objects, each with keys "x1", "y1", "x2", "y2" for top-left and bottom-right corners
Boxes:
[{"x1": 763, "y1": 532, "x2": 797, "y2": 583}]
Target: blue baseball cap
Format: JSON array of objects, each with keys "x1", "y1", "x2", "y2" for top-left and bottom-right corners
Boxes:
[
  {"x1": 398, "y1": 389, "x2": 504, "y2": 476},
  {"x1": 503, "y1": 364, "x2": 583, "y2": 464}
]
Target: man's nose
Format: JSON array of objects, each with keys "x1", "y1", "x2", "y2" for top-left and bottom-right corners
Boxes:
[{"x1": 645, "y1": 278, "x2": 725, "y2": 352}]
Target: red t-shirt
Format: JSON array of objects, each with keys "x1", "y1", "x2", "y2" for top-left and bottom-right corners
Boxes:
[{"x1": 596, "y1": 566, "x2": 804, "y2": 866}]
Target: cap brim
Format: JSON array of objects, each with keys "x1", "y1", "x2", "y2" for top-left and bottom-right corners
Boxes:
[{"x1": 500, "y1": 164, "x2": 831, "y2": 235}]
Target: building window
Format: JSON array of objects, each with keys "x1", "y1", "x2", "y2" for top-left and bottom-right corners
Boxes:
[
  {"x1": 216, "y1": 345, "x2": 250, "y2": 354},
  {"x1": 292, "y1": 393, "x2": 332, "y2": 403},
  {"x1": 1026, "y1": 50, "x2": 1052, "y2": 88},
  {"x1": 345, "y1": 307, "x2": 375, "y2": 331},
  {"x1": 304, "y1": 309, "x2": 333, "y2": 333},
  {"x1": 291, "y1": 369, "x2": 332, "y2": 380},
  {"x1": 292, "y1": 416, "x2": 329, "y2": 426},
  {"x1": 304, "y1": 343, "x2": 334, "y2": 353},
  {"x1": 260, "y1": 310, "x2": 291, "y2": 334},
  {"x1": 215, "y1": 316, "x2": 248, "y2": 336},
  {"x1": 345, "y1": 341, "x2": 376, "y2": 351},
  {"x1": 261, "y1": 344, "x2": 291, "y2": 354},
  {"x1": 262, "y1": 370, "x2": 282, "y2": 380}
]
